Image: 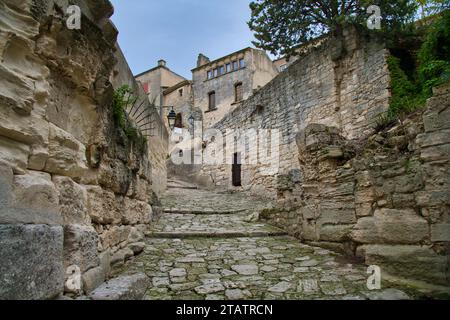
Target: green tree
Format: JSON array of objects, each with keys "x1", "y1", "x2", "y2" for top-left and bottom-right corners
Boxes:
[
  {"x1": 416, "y1": 0, "x2": 449, "y2": 18},
  {"x1": 248, "y1": 0, "x2": 418, "y2": 57}
]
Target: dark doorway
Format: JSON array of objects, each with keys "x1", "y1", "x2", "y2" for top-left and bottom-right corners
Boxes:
[
  {"x1": 232, "y1": 152, "x2": 242, "y2": 187},
  {"x1": 174, "y1": 113, "x2": 182, "y2": 128}
]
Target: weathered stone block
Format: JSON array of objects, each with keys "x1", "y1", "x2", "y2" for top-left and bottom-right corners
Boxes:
[
  {"x1": 420, "y1": 144, "x2": 450, "y2": 162},
  {"x1": 122, "y1": 197, "x2": 152, "y2": 225},
  {"x1": 416, "y1": 130, "x2": 450, "y2": 148},
  {"x1": 415, "y1": 189, "x2": 450, "y2": 207},
  {"x1": 86, "y1": 186, "x2": 122, "y2": 225},
  {"x1": 0, "y1": 64, "x2": 34, "y2": 116},
  {"x1": 351, "y1": 208, "x2": 428, "y2": 244},
  {"x1": 0, "y1": 224, "x2": 64, "y2": 300},
  {"x1": 423, "y1": 104, "x2": 450, "y2": 133},
  {"x1": 99, "y1": 250, "x2": 112, "y2": 279},
  {"x1": 53, "y1": 176, "x2": 90, "y2": 225},
  {"x1": 63, "y1": 225, "x2": 99, "y2": 273},
  {"x1": 319, "y1": 224, "x2": 353, "y2": 242},
  {"x1": 360, "y1": 245, "x2": 449, "y2": 286},
  {"x1": 100, "y1": 225, "x2": 131, "y2": 250},
  {"x1": 89, "y1": 273, "x2": 150, "y2": 300},
  {"x1": 82, "y1": 266, "x2": 105, "y2": 294},
  {"x1": 98, "y1": 159, "x2": 131, "y2": 195},
  {"x1": 431, "y1": 224, "x2": 450, "y2": 242},
  {"x1": 1, "y1": 171, "x2": 61, "y2": 225},
  {"x1": 317, "y1": 204, "x2": 356, "y2": 225},
  {"x1": 111, "y1": 248, "x2": 134, "y2": 267},
  {"x1": 128, "y1": 242, "x2": 145, "y2": 255},
  {"x1": 0, "y1": 162, "x2": 13, "y2": 209}
]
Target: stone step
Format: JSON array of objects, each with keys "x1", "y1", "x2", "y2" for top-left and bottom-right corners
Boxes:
[
  {"x1": 89, "y1": 273, "x2": 150, "y2": 300},
  {"x1": 163, "y1": 208, "x2": 246, "y2": 215},
  {"x1": 146, "y1": 230, "x2": 288, "y2": 239},
  {"x1": 167, "y1": 185, "x2": 198, "y2": 190}
]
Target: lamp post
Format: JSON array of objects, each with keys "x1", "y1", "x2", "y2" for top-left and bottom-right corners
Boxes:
[
  {"x1": 167, "y1": 107, "x2": 176, "y2": 130},
  {"x1": 188, "y1": 115, "x2": 194, "y2": 127}
]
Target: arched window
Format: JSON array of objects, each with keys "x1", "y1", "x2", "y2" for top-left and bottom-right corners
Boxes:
[{"x1": 235, "y1": 82, "x2": 243, "y2": 102}]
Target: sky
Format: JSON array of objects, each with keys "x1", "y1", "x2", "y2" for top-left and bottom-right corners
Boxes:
[{"x1": 110, "y1": 0, "x2": 259, "y2": 79}]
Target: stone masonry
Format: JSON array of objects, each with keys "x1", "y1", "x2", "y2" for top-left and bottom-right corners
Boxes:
[
  {"x1": 0, "y1": 0, "x2": 166, "y2": 299},
  {"x1": 265, "y1": 85, "x2": 450, "y2": 288},
  {"x1": 200, "y1": 27, "x2": 390, "y2": 197},
  {"x1": 115, "y1": 180, "x2": 427, "y2": 300}
]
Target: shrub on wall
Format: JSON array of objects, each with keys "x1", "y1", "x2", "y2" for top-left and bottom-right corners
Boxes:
[
  {"x1": 381, "y1": 10, "x2": 450, "y2": 129},
  {"x1": 112, "y1": 85, "x2": 148, "y2": 153}
]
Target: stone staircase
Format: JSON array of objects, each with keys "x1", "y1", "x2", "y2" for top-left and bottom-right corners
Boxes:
[
  {"x1": 150, "y1": 180, "x2": 286, "y2": 238},
  {"x1": 113, "y1": 179, "x2": 419, "y2": 300}
]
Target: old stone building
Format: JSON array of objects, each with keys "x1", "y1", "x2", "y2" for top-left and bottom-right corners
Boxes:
[
  {"x1": 192, "y1": 48, "x2": 279, "y2": 129},
  {"x1": 135, "y1": 59, "x2": 186, "y2": 108},
  {"x1": 136, "y1": 61, "x2": 196, "y2": 135}
]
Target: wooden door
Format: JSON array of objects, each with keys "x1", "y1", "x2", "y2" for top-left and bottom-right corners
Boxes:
[{"x1": 232, "y1": 152, "x2": 242, "y2": 187}]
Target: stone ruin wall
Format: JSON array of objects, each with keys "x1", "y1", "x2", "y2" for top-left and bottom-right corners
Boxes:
[
  {"x1": 268, "y1": 86, "x2": 449, "y2": 288},
  {"x1": 0, "y1": 0, "x2": 167, "y2": 299},
  {"x1": 201, "y1": 28, "x2": 390, "y2": 197},
  {"x1": 199, "y1": 28, "x2": 449, "y2": 287}
]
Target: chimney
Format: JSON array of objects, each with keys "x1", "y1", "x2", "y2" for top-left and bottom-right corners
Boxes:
[
  {"x1": 158, "y1": 59, "x2": 167, "y2": 67},
  {"x1": 197, "y1": 54, "x2": 210, "y2": 68}
]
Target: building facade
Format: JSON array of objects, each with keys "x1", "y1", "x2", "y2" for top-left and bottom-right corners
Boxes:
[
  {"x1": 135, "y1": 59, "x2": 186, "y2": 108},
  {"x1": 191, "y1": 48, "x2": 279, "y2": 129}
]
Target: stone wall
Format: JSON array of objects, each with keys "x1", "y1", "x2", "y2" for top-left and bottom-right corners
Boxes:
[
  {"x1": 201, "y1": 28, "x2": 390, "y2": 197},
  {"x1": 0, "y1": 0, "x2": 164, "y2": 299},
  {"x1": 266, "y1": 85, "x2": 450, "y2": 287}
]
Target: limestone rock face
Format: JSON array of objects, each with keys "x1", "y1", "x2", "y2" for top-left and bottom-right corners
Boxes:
[
  {"x1": 0, "y1": 224, "x2": 64, "y2": 300},
  {"x1": 0, "y1": 0, "x2": 166, "y2": 299}
]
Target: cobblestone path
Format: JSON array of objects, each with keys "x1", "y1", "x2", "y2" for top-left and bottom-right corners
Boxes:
[{"x1": 116, "y1": 180, "x2": 417, "y2": 300}]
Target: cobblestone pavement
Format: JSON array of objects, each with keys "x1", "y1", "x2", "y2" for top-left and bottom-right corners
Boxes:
[{"x1": 116, "y1": 180, "x2": 418, "y2": 300}]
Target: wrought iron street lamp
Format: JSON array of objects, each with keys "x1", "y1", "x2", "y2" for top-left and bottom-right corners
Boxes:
[
  {"x1": 167, "y1": 107, "x2": 176, "y2": 130},
  {"x1": 188, "y1": 115, "x2": 195, "y2": 127}
]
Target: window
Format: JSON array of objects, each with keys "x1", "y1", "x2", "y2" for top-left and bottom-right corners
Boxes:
[
  {"x1": 219, "y1": 65, "x2": 225, "y2": 75},
  {"x1": 179, "y1": 89, "x2": 183, "y2": 97},
  {"x1": 232, "y1": 60, "x2": 238, "y2": 71},
  {"x1": 235, "y1": 83, "x2": 243, "y2": 102},
  {"x1": 239, "y1": 58, "x2": 245, "y2": 68},
  {"x1": 213, "y1": 68, "x2": 219, "y2": 77},
  {"x1": 207, "y1": 70, "x2": 213, "y2": 79},
  {"x1": 226, "y1": 63, "x2": 231, "y2": 73},
  {"x1": 208, "y1": 91, "x2": 216, "y2": 110}
]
